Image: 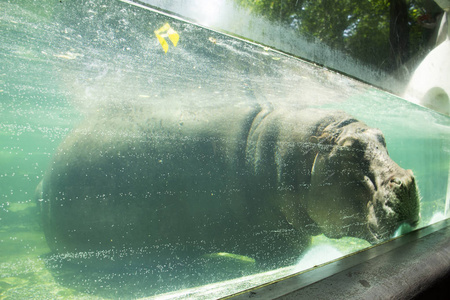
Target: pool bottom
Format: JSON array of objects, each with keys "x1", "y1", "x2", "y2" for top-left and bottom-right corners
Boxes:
[{"x1": 0, "y1": 206, "x2": 369, "y2": 300}]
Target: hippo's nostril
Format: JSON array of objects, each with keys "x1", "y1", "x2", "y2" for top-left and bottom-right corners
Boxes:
[{"x1": 390, "y1": 178, "x2": 402, "y2": 186}]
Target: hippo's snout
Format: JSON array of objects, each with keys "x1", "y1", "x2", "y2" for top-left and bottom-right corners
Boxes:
[
  {"x1": 387, "y1": 170, "x2": 418, "y2": 207},
  {"x1": 367, "y1": 168, "x2": 420, "y2": 243},
  {"x1": 390, "y1": 169, "x2": 420, "y2": 226},
  {"x1": 388, "y1": 169, "x2": 414, "y2": 191}
]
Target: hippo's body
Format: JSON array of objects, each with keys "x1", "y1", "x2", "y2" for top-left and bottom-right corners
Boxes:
[{"x1": 36, "y1": 103, "x2": 420, "y2": 266}]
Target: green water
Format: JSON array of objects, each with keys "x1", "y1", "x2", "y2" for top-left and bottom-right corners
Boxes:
[{"x1": 1, "y1": 0, "x2": 449, "y2": 299}]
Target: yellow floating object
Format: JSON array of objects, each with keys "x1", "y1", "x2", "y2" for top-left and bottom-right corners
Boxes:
[
  {"x1": 155, "y1": 33, "x2": 169, "y2": 53},
  {"x1": 167, "y1": 28, "x2": 179, "y2": 47},
  {"x1": 155, "y1": 23, "x2": 171, "y2": 34},
  {"x1": 154, "y1": 23, "x2": 179, "y2": 53}
]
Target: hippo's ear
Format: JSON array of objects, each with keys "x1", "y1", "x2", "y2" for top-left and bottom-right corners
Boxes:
[{"x1": 310, "y1": 132, "x2": 335, "y2": 146}]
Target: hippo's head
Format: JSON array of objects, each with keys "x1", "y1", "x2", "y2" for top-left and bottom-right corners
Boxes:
[{"x1": 306, "y1": 118, "x2": 420, "y2": 244}]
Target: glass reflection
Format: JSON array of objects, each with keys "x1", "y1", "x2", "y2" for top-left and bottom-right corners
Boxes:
[{"x1": 1, "y1": 0, "x2": 449, "y2": 299}]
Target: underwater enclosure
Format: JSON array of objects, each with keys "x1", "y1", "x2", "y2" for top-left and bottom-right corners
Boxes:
[{"x1": 1, "y1": 0, "x2": 449, "y2": 299}]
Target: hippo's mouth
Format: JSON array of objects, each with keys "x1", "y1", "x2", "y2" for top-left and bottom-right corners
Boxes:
[
  {"x1": 362, "y1": 166, "x2": 420, "y2": 245},
  {"x1": 367, "y1": 218, "x2": 419, "y2": 245},
  {"x1": 366, "y1": 221, "x2": 395, "y2": 244},
  {"x1": 366, "y1": 193, "x2": 420, "y2": 245}
]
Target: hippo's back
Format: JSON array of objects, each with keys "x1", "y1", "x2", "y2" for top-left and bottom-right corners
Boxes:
[{"x1": 40, "y1": 103, "x2": 297, "y2": 255}]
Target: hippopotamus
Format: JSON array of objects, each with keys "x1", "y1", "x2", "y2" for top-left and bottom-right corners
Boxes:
[{"x1": 36, "y1": 103, "x2": 420, "y2": 267}]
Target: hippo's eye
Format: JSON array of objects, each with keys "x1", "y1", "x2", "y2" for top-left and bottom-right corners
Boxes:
[{"x1": 390, "y1": 178, "x2": 402, "y2": 186}]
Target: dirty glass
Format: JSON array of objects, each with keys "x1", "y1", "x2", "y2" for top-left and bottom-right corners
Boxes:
[
  {"x1": 1, "y1": 0, "x2": 449, "y2": 299},
  {"x1": 145, "y1": 0, "x2": 450, "y2": 115}
]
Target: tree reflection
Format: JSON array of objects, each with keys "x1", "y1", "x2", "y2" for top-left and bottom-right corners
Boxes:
[{"x1": 235, "y1": 0, "x2": 443, "y2": 72}]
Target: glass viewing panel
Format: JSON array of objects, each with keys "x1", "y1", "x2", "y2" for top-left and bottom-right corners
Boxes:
[{"x1": 1, "y1": 0, "x2": 449, "y2": 299}]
